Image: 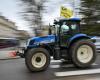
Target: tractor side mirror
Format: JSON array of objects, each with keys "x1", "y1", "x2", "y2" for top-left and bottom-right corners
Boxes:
[{"x1": 54, "y1": 20, "x2": 59, "y2": 25}]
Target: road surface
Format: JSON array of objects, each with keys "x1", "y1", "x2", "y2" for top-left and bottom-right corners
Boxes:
[{"x1": 0, "y1": 54, "x2": 100, "y2": 80}]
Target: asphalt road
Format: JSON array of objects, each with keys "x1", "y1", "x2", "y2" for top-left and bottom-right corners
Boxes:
[{"x1": 0, "y1": 54, "x2": 100, "y2": 80}]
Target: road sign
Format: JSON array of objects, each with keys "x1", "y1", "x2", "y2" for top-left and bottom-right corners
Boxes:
[{"x1": 60, "y1": 6, "x2": 73, "y2": 18}]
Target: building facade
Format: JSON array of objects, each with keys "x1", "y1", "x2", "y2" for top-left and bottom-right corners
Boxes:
[{"x1": 0, "y1": 16, "x2": 29, "y2": 39}]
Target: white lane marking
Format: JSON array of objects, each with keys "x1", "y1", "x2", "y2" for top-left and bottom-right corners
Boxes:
[
  {"x1": 93, "y1": 63, "x2": 98, "y2": 65},
  {"x1": 50, "y1": 65, "x2": 60, "y2": 68},
  {"x1": 51, "y1": 56, "x2": 53, "y2": 59},
  {"x1": 50, "y1": 64, "x2": 73, "y2": 68},
  {"x1": 50, "y1": 63, "x2": 98, "y2": 69},
  {"x1": 55, "y1": 68, "x2": 100, "y2": 77},
  {"x1": 85, "y1": 78, "x2": 100, "y2": 80},
  {"x1": 51, "y1": 60, "x2": 62, "y2": 63}
]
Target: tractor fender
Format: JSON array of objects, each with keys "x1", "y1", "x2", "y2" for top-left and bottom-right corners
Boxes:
[
  {"x1": 27, "y1": 43, "x2": 54, "y2": 56},
  {"x1": 39, "y1": 43, "x2": 54, "y2": 56},
  {"x1": 68, "y1": 33, "x2": 91, "y2": 47}
]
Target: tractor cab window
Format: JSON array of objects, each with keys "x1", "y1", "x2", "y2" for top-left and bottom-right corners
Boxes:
[
  {"x1": 70, "y1": 24, "x2": 78, "y2": 33},
  {"x1": 71, "y1": 24, "x2": 77, "y2": 30},
  {"x1": 69, "y1": 21, "x2": 80, "y2": 34},
  {"x1": 52, "y1": 24, "x2": 60, "y2": 35},
  {"x1": 61, "y1": 25, "x2": 69, "y2": 33},
  {"x1": 61, "y1": 22, "x2": 70, "y2": 34}
]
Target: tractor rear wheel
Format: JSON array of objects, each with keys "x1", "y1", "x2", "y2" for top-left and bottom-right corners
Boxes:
[
  {"x1": 25, "y1": 48, "x2": 50, "y2": 72},
  {"x1": 70, "y1": 40, "x2": 96, "y2": 68}
]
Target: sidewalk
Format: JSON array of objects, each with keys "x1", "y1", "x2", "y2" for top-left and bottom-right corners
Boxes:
[{"x1": 0, "y1": 47, "x2": 20, "y2": 60}]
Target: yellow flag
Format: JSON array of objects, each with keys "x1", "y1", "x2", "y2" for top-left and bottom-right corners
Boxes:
[{"x1": 60, "y1": 6, "x2": 73, "y2": 18}]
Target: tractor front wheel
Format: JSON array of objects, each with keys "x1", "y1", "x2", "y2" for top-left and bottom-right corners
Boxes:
[
  {"x1": 70, "y1": 40, "x2": 96, "y2": 68},
  {"x1": 25, "y1": 48, "x2": 50, "y2": 72}
]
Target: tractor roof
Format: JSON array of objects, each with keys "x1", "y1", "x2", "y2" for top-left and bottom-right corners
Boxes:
[
  {"x1": 54, "y1": 18, "x2": 81, "y2": 25},
  {"x1": 59, "y1": 18, "x2": 81, "y2": 21},
  {"x1": 68, "y1": 18, "x2": 81, "y2": 21}
]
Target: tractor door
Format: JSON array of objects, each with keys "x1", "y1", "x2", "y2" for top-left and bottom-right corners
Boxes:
[
  {"x1": 59, "y1": 21, "x2": 80, "y2": 47},
  {"x1": 59, "y1": 23, "x2": 72, "y2": 47}
]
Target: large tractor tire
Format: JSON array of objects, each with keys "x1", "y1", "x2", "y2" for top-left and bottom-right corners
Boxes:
[
  {"x1": 70, "y1": 40, "x2": 96, "y2": 68},
  {"x1": 25, "y1": 48, "x2": 50, "y2": 72}
]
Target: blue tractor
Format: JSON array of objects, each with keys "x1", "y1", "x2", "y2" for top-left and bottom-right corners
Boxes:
[{"x1": 19, "y1": 18, "x2": 96, "y2": 72}]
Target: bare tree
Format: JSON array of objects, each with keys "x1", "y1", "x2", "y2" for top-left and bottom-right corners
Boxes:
[
  {"x1": 80, "y1": 0, "x2": 100, "y2": 35},
  {"x1": 19, "y1": 0, "x2": 46, "y2": 29}
]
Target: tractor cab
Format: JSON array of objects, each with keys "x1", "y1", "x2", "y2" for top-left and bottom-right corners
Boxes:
[
  {"x1": 51, "y1": 18, "x2": 81, "y2": 47},
  {"x1": 53, "y1": 18, "x2": 81, "y2": 34}
]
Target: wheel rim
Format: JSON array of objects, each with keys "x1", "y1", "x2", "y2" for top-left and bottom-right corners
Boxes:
[
  {"x1": 77, "y1": 45, "x2": 93, "y2": 63},
  {"x1": 31, "y1": 52, "x2": 46, "y2": 68}
]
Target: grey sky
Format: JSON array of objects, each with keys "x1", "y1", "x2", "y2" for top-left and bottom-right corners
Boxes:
[
  {"x1": 43, "y1": 0, "x2": 77, "y2": 25},
  {"x1": 0, "y1": 0, "x2": 29, "y2": 30},
  {"x1": 0, "y1": 0, "x2": 80, "y2": 31}
]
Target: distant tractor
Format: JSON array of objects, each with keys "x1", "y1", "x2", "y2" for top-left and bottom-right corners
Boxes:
[{"x1": 18, "y1": 18, "x2": 96, "y2": 72}]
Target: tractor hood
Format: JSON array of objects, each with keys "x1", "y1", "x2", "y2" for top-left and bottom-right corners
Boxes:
[{"x1": 28, "y1": 35, "x2": 55, "y2": 45}]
